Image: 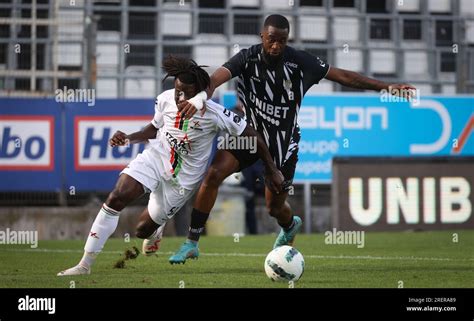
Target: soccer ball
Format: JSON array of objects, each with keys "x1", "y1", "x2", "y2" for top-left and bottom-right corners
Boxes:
[{"x1": 264, "y1": 245, "x2": 304, "y2": 282}]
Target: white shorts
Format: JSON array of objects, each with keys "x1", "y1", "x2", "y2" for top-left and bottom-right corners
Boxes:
[{"x1": 121, "y1": 148, "x2": 197, "y2": 225}]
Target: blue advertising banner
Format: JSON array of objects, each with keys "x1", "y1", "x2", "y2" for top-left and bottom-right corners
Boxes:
[
  {"x1": 222, "y1": 92, "x2": 474, "y2": 183},
  {"x1": 0, "y1": 99, "x2": 62, "y2": 191},
  {"x1": 1, "y1": 94, "x2": 472, "y2": 191},
  {"x1": 0, "y1": 99, "x2": 154, "y2": 192}
]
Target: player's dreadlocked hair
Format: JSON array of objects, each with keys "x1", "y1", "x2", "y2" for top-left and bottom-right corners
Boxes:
[{"x1": 162, "y1": 55, "x2": 210, "y2": 93}]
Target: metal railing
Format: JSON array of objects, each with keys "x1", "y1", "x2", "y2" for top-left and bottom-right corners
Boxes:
[{"x1": 0, "y1": 0, "x2": 472, "y2": 98}]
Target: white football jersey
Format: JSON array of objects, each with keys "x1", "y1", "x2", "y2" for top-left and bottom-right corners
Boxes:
[{"x1": 149, "y1": 89, "x2": 246, "y2": 189}]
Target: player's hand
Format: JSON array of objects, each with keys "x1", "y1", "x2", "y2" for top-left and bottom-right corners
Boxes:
[
  {"x1": 388, "y1": 83, "x2": 417, "y2": 100},
  {"x1": 177, "y1": 100, "x2": 195, "y2": 119},
  {"x1": 109, "y1": 130, "x2": 128, "y2": 147},
  {"x1": 177, "y1": 100, "x2": 207, "y2": 119},
  {"x1": 265, "y1": 168, "x2": 285, "y2": 195}
]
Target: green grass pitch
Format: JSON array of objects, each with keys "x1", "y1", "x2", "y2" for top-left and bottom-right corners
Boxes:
[{"x1": 0, "y1": 230, "x2": 472, "y2": 288}]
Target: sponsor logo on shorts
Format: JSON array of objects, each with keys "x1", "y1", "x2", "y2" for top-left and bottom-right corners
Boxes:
[{"x1": 167, "y1": 206, "x2": 178, "y2": 217}]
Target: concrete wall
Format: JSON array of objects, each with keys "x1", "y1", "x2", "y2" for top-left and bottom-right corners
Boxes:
[
  {"x1": 0, "y1": 204, "x2": 150, "y2": 241},
  {"x1": 0, "y1": 187, "x2": 331, "y2": 240}
]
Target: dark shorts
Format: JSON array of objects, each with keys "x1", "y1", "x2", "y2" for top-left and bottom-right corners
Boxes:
[{"x1": 227, "y1": 148, "x2": 298, "y2": 191}]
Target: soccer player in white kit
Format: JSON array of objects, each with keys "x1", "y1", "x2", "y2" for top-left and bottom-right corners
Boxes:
[{"x1": 57, "y1": 56, "x2": 283, "y2": 276}]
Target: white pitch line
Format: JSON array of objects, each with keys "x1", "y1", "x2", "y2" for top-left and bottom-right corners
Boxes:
[{"x1": 2, "y1": 248, "x2": 473, "y2": 262}]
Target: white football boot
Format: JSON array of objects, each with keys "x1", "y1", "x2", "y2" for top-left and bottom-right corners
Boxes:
[
  {"x1": 142, "y1": 224, "x2": 165, "y2": 256},
  {"x1": 57, "y1": 265, "x2": 90, "y2": 276}
]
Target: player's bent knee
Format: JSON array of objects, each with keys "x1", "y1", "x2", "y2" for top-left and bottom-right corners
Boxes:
[
  {"x1": 106, "y1": 190, "x2": 127, "y2": 209},
  {"x1": 267, "y1": 202, "x2": 288, "y2": 218},
  {"x1": 268, "y1": 207, "x2": 282, "y2": 218}
]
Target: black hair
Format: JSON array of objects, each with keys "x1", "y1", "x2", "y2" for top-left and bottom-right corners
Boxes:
[
  {"x1": 263, "y1": 14, "x2": 290, "y2": 32},
  {"x1": 162, "y1": 55, "x2": 210, "y2": 92}
]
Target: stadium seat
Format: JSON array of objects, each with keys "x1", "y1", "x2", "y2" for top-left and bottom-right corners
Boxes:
[
  {"x1": 57, "y1": 44, "x2": 82, "y2": 66},
  {"x1": 336, "y1": 49, "x2": 363, "y2": 72},
  {"x1": 194, "y1": 45, "x2": 228, "y2": 68},
  {"x1": 262, "y1": 0, "x2": 290, "y2": 10},
  {"x1": 125, "y1": 66, "x2": 156, "y2": 98},
  {"x1": 333, "y1": 17, "x2": 360, "y2": 43},
  {"x1": 395, "y1": 0, "x2": 420, "y2": 12},
  {"x1": 195, "y1": 34, "x2": 228, "y2": 67},
  {"x1": 460, "y1": 0, "x2": 474, "y2": 16},
  {"x1": 125, "y1": 78, "x2": 155, "y2": 98},
  {"x1": 57, "y1": 7, "x2": 84, "y2": 68},
  {"x1": 428, "y1": 0, "x2": 451, "y2": 12},
  {"x1": 404, "y1": 51, "x2": 429, "y2": 79},
  {"x1": 96, "y1": 79, "x2": 118, "y2": 98},
  {"x1": 58, "y1": 9, "x2": 83, "y2": 41},
  {"x1": 96, "y1": 32, "x2": 120, "y2": 72},
  {"x1": 300, "y1": 16, "x2": 327, "y2": 41},
  {"x1": 59, "y1": 0, "x2": 85, "y2": 7},
  {"x1": 466, "y1": 21, "x2": 474, "y2": 44},
  {"x1": 162, "y1": 2, "x2": 192, "y2": 37},
  {"x1": 229, "y1": 0, "x2": 259, "y2": 7},
  {"x1": 370, "y1": 50, "x2": 396, "y2": 74}
]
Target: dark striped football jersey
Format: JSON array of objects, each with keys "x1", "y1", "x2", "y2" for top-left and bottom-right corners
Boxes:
[{"x1": 223, "y1": 44, "x2": 330, "y2": 168}]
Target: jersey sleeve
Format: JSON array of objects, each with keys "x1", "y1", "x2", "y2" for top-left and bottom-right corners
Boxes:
[
  {"x1": 301, "y1": 51, "x2": 330, "y2": 85},
  {"x1": 151, "y1": 94, "x2": 164, "y2": 129},
  {"x1": 222, "y1": 48, "x2": 249, "y2": 78},
  {"x1": 212, "y1": 103, "x2": 247, "y2": 136}
]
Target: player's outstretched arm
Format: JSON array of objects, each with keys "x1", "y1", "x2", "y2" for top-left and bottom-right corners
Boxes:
[
  {"x1": 109, "y1": 123, "x2": 158, "y2": 147},
  {"x1": 325, "y1": 66, "x2": 416, "y2": 99},
  {"x1": 178, "y1": 67, "x2": 233, "y2": 120},
  {"x1": 209, "y1": 67, "x2": 232, "y2": 98},
  {"x1": 240, "y1": 125, "x2": 284, "y2": 194}
]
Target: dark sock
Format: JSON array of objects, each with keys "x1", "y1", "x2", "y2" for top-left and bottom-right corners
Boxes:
[
  {"x1": 187, "y1": 208, "x2": 210, "y2": 242},
  {"x1": 280, "y1": 216, "x2": 295, "y2": 232}
]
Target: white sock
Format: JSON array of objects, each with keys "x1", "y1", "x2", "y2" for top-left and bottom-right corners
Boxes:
[
  {"x1": 79, "y1": 204, "x2": 120, "y2": 269},
  {"x1": 78, "y1": 252, "x2": 97, "y2": 269}
]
